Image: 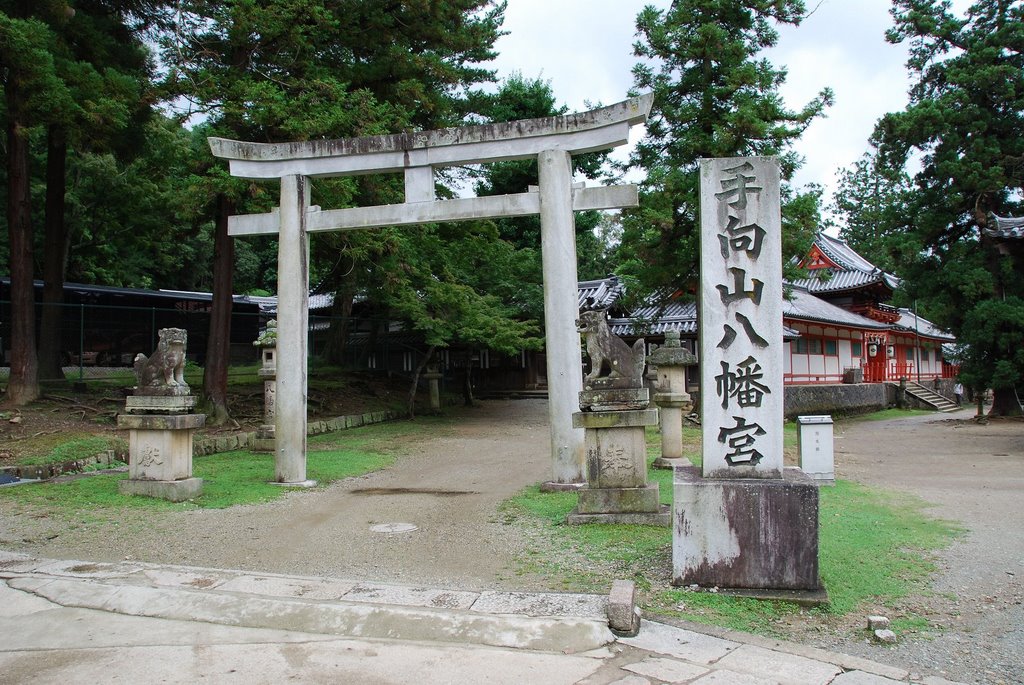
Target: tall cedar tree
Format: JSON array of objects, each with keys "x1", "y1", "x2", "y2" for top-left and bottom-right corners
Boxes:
[
  {"x1": 1, "y1": 1, "x2": 75, "y2": 404},
  {"x1": 617, "y1": 0, "x2": 832, "y2": 309},
  {"x1": 873, "y1": 0, "x2": 1024, "y2": 415},
  {"x1": 36, "y1": 0, "x2": 157, "y2": 382},
  {"x1": 162, "y1": 1, "x2": 507, "y2": 421},
  {"x1": 831, "y1": 149, "x2": 916, "y2": 277}
]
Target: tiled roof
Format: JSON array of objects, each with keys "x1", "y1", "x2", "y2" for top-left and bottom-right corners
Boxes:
[
  {"x1": 609, "y1": 300, "x2": 697, "y2": 336},
  {"x1": 986, "y1": 215, "x2": 1024, "y2": 239},
  {"x1": 892, "y1": 308, "x2": 956, "y2": 342},
  {"x1": 578, "y1": 276, "x2": 626, "y2": 311},
  {"x1": 783, "y1": 286, "x2": 890, "y2": 330},
  {"x1": 789, "y1": 233, "x2": 901, "y2": 294}
]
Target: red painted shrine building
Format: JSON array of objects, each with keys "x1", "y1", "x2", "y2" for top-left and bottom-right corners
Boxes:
[
  {"x1": 783, "y1": 233, "x2": 955, "y2": 384},
  {"x1": 597, "y1": 232, "x2": 956, "y2": 387}
]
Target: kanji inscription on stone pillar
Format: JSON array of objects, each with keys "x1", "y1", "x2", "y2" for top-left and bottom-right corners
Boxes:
[{"x1": 699, "y1": 157, "x2": 783, "y2": 479}]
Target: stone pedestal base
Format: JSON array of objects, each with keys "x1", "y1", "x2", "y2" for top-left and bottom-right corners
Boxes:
[
  {"x1": 672, "y1": 465, "x2": 822, "y2": 592},
  {"x1": 117, "y1": 412, "x2": 204, "y2": 502},
  {"x1": 651, "y1": 456, "x2": 687, "y2": 470},
  {"x1": 252, "y1": 425, "x2": 275, "y2": 453},
  {"x1": 119, "y1": 477, "x2": 203, "y2": 503}
]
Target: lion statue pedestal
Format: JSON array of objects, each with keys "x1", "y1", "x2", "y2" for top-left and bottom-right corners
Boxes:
[
  {"x1": 568, "y1": 311, "x2": 670, "y2": 526},
  {"x1": 117, "y1": 328, "x2": 205, "y2": 502}
]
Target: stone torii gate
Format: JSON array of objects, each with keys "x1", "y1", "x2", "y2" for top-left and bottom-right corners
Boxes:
[{"x1": 208, "y1": 94, "x2": 652, "y2": 487}]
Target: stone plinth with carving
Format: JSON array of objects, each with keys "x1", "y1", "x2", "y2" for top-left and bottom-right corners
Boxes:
[
  {"x1": 117, "y1": 328, "x2": 205, "y2": 502},
  {"x1": 568, "y1": 311, "x2": 669, "y2": 526},
  {"x1": 647, "y1": 330, "x2": 697, "y2": 469}
]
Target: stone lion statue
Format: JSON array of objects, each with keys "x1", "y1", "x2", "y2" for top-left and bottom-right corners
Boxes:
[
  {"x1": 577, "y1": 310, "x2": 645, "y2": 384},
  {"x1": 134, "y1": 328, "x2": 188, "y2": 389}
]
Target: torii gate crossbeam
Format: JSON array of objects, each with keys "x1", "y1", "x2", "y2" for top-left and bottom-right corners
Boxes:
[{"x1": 209, "y1": 94, "x2": 653, "y2": 487}]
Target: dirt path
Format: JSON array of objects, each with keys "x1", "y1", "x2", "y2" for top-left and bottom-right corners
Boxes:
[
  {"x1": 822, "y1": 411, "x2": 1024, "y2": 683},
  {"x1": 0, "y1": 399, "x2": 554, "y2": 591}
]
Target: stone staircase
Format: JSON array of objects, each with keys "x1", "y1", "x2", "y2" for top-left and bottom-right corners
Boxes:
[{"x1": 904, "y1": 381, "x2": 959, "y2": 412}]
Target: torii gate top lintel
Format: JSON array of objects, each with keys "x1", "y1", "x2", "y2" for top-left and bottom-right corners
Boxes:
[{"x1": 207, "y1": 93, "x2": 653, "y2": 180}]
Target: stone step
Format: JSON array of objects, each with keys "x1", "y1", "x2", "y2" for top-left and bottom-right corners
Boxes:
[
  {"x1": 905, "y1": 383, "x2": 959, "y2": 412},
  {"x1": 0, "y1": 555, "x2": 613, "y2": 654}
]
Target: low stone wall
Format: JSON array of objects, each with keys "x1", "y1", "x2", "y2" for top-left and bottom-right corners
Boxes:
[
  {"x1": 784, "y1": 383, "x2": 889, "y2": 419},
  {"x1": 193, "y1": 409, "x2": 401, "y2": 456},
  {"x1": 0, "y1": 450, "x2": 126, "y2": 481}
]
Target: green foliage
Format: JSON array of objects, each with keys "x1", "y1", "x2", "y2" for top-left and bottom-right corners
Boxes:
[
  {"x1": 615, "y1": 0, "x2": 833, "y2": 298},
  {"x1": 956, "y1": 297, "x2": 1024, "y2": 393},
  {"x1": 831, "y1": 150, "x2": 916, "y2": 276},
  {"x1": 817, "y1": 480, "x2": 960, "y2": 614}
]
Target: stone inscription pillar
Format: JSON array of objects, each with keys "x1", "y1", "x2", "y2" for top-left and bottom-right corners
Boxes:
[
  {"x1": 275, "y1": 175, "x2": 314, "y2": 486},
  {"x1": 538, "y1": 149, "x2": 585, "y2": 485}
]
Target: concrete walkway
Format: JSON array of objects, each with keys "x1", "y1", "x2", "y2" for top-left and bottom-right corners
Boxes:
[{"x1": 0, "y1": 552, "x2": 961, "y2": 685}]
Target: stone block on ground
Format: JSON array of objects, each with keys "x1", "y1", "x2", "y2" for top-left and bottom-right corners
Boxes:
[
  {"x1": 673, "y1": 464, "x2": 821, "y2": 591},
  {"x1": 119, "y1": 477, "x2": 203, "y2": 502},
  {"x1": 867, "y1": 615, "x2": 890, "y2": 630},
  {"x1": 606, "y1": 580, "x2": 640, "y2": 636},
  {"x1": 873, "y1": 629, "x2": 897, "y2": 644}
]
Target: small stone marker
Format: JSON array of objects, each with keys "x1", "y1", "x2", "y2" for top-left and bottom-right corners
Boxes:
[
  {"x1": 867, "y1": 615, "x2": 890, "y2": 630},
  {"x1": 873, "y1": 628, "x2": 897, "y2": 644},
  {"x1": 797, "y1": 415, "x2": 835, "y2": 485},
  {"x1": 607, "y1": 579, "x2": 640, "y2": 636}
]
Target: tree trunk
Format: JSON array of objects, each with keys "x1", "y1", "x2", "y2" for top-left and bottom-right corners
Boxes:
[
  {"x1": 406, "y1": 345, "x2": 436, "y2": 419},
  {"x1": 38, "y1": 126, "x2": 70, "y2": 383},
  {"x1": 322, "y1": 276, "x2": 355, "y2": 365},
  {"x1": 203, "y1": 194, "x2": 234, "y2": 424},
  {"x1": 462, "y1": 355, "x2": 475, "y2": 407},
  {"x1": 4, "y1": 77, "x2": 40, "y2": 406},
  {"x1": 988, "y1": 387, "x2": 1023, "y2": 417}
]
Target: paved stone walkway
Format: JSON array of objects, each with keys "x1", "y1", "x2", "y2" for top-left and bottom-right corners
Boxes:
[{"x1": 0, "y1": 552, "x2": 963, "y2": 685}]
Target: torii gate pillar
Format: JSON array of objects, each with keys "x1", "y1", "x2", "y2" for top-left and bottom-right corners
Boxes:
[
  {"x1": 275, "y1": 175, "x2": 315, "y2": 486},
  {"x1": 538, "y1": 150, "x2": 585, "y2": 484}
]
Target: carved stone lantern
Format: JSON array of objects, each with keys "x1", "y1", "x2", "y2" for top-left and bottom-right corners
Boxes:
[
  {"x1": 253, "y1": 320, "x2": 278, "y2": 452},
  {"x1": 423, "y1": 363, "x2": 443, "y2": 413},
  {"x1": 646, "y1": 330, "x2": 697, "y2": 469}
]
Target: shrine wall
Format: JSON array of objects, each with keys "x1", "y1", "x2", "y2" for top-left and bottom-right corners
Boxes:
[{"x1": 783, "y1": 383, "x2": 888, "y2": 419}]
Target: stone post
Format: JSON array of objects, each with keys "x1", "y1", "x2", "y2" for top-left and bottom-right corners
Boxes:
[
  {"x1": 423, "y1": 363, "x2": 443, "y2": 413},
  {"x1": 647, "y1": 331, "x2": 697, "y2": 469},
  {"x1": 275, "y1": 175, "x2": 315, "y2": 487},
  {"x1": 538, "y1": 149, "x2": 585, "y2": 488},
  {"x1": 796, "y1": 415, "x2": 835, "y2": 485}
]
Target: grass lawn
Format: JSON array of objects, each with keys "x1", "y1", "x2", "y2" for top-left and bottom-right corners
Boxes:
[
  {"x1": 503, "y1": 409, "x2": 960, "y2": 635},
  {"x1": 1, "y1": 417, "x2": 453, "y2": 513}
]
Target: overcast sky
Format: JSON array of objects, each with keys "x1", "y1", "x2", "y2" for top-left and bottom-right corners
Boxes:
[{"x1": 486, "y1": 0, "x2": 919, "y2": 220}]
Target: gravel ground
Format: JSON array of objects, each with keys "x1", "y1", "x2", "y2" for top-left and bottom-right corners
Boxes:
[
  {"x1": 1, "y1": 400, "x2": 1022, "y2": 683},
  {"x1": 811, "y1": 411, "x2": 1024, "y2": 685}
]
